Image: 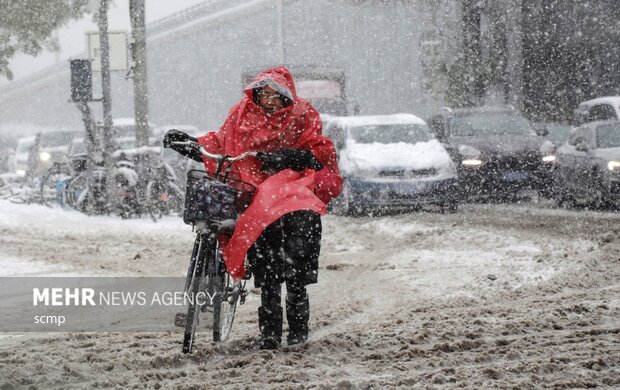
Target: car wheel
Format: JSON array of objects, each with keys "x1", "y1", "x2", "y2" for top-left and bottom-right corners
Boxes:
[
  {"x1": 331, "y1": 181, "x2": 361, "y2": 217},
  {"x1": 556, "y1": 190, "x2": 575, "y2": 209},
  {"x1": 552, "y1": 175, "x2": 571, "y2": 208},
  {"x1": 458, "y1": 180, "x2": 472, "y2": 203},
  {"x1": 591, "y1": 172, "x2": 611, "y2": 210},
  {"x1": 439, "y1": 200, "x2": 458, "y2": 214},
  {"x1": 330, "y1": 183, "x2": 350, "y2": 216}
]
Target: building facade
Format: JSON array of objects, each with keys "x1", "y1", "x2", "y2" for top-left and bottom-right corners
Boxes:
[{"x1": 0, "y1": 0, "x2": 460, "y2": 133}]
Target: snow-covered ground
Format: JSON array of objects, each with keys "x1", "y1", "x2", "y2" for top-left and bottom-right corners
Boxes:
[{"x1": 1, "y1": 199, "x2": 620, "y2": 388}]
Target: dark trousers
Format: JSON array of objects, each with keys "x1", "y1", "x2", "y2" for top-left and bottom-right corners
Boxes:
[{"x1": 249, "y1": 210, "x2": 320, "y2": 344}]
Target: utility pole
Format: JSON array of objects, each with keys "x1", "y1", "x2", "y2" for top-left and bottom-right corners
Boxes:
[
  {"x1": 129, "y1": 0, "x2": 150, "y2": 146},
  {"x1": 461, "y1": 0, "x2": 483, "y2": 106},
  {"x1": 98, "y1": 0, "x2": 114, "y2": 210},
  {"x1": 276, "y1": 0, "x2": 284, "y2": 64},
  {"x1": 505, "y1": 0, "x2": 524, "y2": 110}
]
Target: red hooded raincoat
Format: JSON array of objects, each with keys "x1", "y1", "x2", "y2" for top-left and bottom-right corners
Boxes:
[{"x1": 197, "y1": 66, "x2": 342, "y2": 280}]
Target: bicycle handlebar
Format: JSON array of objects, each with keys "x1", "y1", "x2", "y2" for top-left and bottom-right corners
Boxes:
[{"x1": 171, "y1": 141, "x2": 257, "y2": 162}]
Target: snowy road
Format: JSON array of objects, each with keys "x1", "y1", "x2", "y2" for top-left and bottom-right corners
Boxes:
[{"x1": 1, "y1": 200, "x2": 619, "y2": 388}]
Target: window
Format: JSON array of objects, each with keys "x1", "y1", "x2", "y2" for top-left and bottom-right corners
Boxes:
[
  {"x1": 450, "y1": 111, "x2": 533, "y2": 137},
  {"x1": 587, "y1": 104, "x2": 617, "y2": 122},
  {"x1": 597, "y1": 124, "x2": 620, "y2": 148},
  {"x1": 296, "y1": 80, "x2": 342, "y2": 99}
]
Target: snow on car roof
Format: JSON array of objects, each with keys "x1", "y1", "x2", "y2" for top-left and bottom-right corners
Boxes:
[
  {"x1": 334, "y1": 113, "x2": 426, "y2": 127},
  {"x1": 578, "y1": 96, "x2": 620, "y2": 107}
]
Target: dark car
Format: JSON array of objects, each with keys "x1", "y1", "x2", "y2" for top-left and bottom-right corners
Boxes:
[
  {"x1": 552, "y1": 120, "x2": 620, "y2": 209},
  {"x1": 427, "y1": 106, "x2": 556, "y2": 200}
]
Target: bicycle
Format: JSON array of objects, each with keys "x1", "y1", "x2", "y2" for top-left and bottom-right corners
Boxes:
[
  {"x1": 145, "y1": 156, "x2": 184, "y2": 221},
  {"x1": 171, "y1": 141, "x2": 256, "y2": 354},
  {"x1": 40, "y1": 161, "x2": 73, "y2": 207},
  {"x1": 63, "y1": 165, "x2": 109, "y2": 215}
]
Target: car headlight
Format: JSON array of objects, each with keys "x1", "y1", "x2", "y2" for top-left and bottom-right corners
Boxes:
[
  {"x1": 457, "y1": 144, "x2": 483, "y2": 166},
  {"x1": 461, "y1": 158, "x2": 483, "y2": 166},
  {"x1": 542, "y1": 155, "x2": 556, "y2": 163},
  {"x1": 39, "y1": 152, "x2": 51, "y2": 161},
  {"x1": 608, "y1": 160, "x2": 620, "y2": 171}
]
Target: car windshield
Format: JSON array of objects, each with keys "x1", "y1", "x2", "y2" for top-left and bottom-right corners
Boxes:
[
  {"x1": 597, "y1": 124, "x2": 620, "y2": 148},
  {"x1": 450, "y1": 112, "x2": 533, "y2": 136},
  {"x1": 348, "y1": 124, "x2": 432, "y2": 144},
  {"x1": 41, "y1": 132, "x2": 75, "y2": 148},
  {"x1": 16, "y1": 140, "x2": 34, "y2": 153}
]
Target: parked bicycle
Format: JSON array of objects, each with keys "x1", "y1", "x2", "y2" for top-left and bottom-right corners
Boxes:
[
  {"x1": 170, "y1": 141, "x2": 256, "y2": 353},
  {"x1": 39, "y1": 161, "x2": 72, "y2": 207},
  {"x1": 112, "y1": 155, "x2": 141, "y2": 219},
  {"x1": 64, "y1": 165, "x2": 109, "y2": 214},
  {"x1": 144, "y1": 154, "x2": 184, "y2": 221}
]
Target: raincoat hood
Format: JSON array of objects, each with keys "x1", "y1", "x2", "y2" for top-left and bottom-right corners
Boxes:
[{"x1": 244, "y1": 66, "x2": 296, "y2": 102}]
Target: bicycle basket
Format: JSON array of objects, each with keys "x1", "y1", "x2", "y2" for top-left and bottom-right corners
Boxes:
[{"x1": 183, "y1": 170, "x2": 255, "y2": 224}]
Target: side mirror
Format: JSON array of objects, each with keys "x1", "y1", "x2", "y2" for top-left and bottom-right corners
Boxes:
[
  {"x1": 429, "y1": 117, "x2": 446, "y2": 141},
  {"x1": 535, "y1": 124, "x2": 549, "y2": 137},
  {"x1": 575, "y1": 141, "x2": 589, "y2": 153},
  {"x1": 572, "y1": 110, "x2": 587, "y2": 126}
]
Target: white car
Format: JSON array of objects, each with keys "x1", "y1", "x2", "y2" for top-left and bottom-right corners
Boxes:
[
  {"x1": 575, "y1": 96, "x2": 620, "y2": 124},
  {"x1": 322, "y1": 113, "x2": 459, "y2": 215}
]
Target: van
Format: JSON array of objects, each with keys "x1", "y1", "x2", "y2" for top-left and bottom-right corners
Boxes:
[{"x1": 322, "y1": 113, "x2": 459, "y2": 215}]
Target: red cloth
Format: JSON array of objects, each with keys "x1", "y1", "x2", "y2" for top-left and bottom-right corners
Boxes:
[{"x1": 197, "y1": 66, "x2": 342, "y2": 280}]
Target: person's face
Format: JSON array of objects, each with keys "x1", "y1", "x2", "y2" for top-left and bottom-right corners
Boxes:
[{"x1": 256, "y1": 86, "x2": 284, "y2": 114}]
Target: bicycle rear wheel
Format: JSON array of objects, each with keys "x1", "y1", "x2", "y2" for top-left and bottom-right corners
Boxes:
[{"x1": 182, "y1": 235, "x2": 208, "y2": 354}]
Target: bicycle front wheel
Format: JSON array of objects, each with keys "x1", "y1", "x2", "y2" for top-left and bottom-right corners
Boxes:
[
  {"x1": 210, "y1": 246, "x2": 238, "y2": 342},
  {"x1": 182, "y1": 235, "x2": 208, "y2": 354}
]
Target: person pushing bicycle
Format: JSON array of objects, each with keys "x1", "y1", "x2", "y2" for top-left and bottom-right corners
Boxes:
[{"x1": 164, "y1": 66, "x2": 342, "y2": 349}]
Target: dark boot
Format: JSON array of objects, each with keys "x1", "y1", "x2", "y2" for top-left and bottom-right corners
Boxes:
[
  {"x1": 258, "y1": 306, "x2": 282, "y2": 350},
  {"x1": 286, "y1": 296, "x2": 309, "y2": 345}
]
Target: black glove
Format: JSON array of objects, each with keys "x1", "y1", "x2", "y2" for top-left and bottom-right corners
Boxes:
[
  {"x1": 162, "y1": 129, "x2": 202, "y2": 162},
  {"x1": 257, "y1": 149, "x2": 323, "y2": 172}
]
